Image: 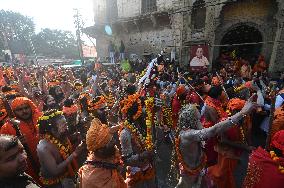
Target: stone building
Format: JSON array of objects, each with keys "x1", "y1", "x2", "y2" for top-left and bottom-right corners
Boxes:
[{"x1": 86, "y1": 0, "x2": 284, "y2": 73}]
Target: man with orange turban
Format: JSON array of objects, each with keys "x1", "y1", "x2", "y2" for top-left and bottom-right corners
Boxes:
[
  {"x1": 201, "y1": 86, "x2": 228, "y2": 166},
  {"x1": 78, "y1": 118, "x2": 126, "y2": 188},
  {"x1": 208, "y1": 98, "x2": 254, "y2": 188},
  {"x1": 243, "y1": 130, "x2": 284, "y2": 188},
  {"x1": 0, "y1": 97, "x2": 42, "y2": 184}
]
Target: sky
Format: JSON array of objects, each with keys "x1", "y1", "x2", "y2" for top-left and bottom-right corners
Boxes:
[{"x1": 0, "y1": 0, "x2": 94, "y2": 33}]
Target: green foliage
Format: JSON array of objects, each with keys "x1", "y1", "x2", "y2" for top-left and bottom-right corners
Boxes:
[
  {"x1": 0, "y1": 10, "x2": 79, "y2": 59},
  {"x1": 33, "y1": 28, "x2": 79, "y2": 59},
  {"x1": 0, "y1": 9, "x2": 35, "y2": 54}
]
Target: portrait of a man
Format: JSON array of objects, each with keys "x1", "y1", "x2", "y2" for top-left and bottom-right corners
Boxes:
[{"x1": 189, "y1": 46, "x2": 209, "y2": 71}]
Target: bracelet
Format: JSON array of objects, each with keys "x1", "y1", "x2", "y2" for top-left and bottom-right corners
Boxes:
[{"x1": 228, "y1": 117, "x2": 238, "y2": 126}]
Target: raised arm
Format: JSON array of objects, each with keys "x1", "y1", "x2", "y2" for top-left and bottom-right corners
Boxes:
[
  {"x1": 182, "y1": 95, "x2": 256, "y2": 142},
  {"x1": 37, "y1": 143, "x2": 77, "y2": 177}
]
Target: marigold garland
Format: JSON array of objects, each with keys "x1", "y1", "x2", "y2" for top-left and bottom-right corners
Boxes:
[
  {"x1": 205, "y1": 96, "x2": 227, "y2": 120},
  {"x1": 88, "y1": 96, "x2": 106, "y2": 111},
  {"x1": 38, "y1": 111, "x2": 63, "y2": 121},
  {"x1": 40, "y1": 134, "x2": 78, "y2": 185},
  {"x1": 270, "y1": 151, "x2": 284, "y2": 174},
  {"x1": 144, "y1": 97, "x2": 155, "y2": 151},
  {"x1": 120, "y1": 93, "x2": 142, "y2": 121},
  {"x1": 234, "y1": 85, "x2": 245, "y2": 93},
  {"x1": 123, "y1": 120, "x2": 153, "y2": 151},
  {"x1": 62, "y1": 105, "x2": 78, "y2": 116},
  {"x1": 162, "y1": 106, "x2": 173, "y2": 129},
  {"x1": 175, "y1": 136, "x2": 207, "y2": 175},
  {"x1": 104, "y1": 93, "x2": 115, "y2": 108}
]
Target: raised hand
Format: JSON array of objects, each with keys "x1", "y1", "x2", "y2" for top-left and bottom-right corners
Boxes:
[{"x1": 240, "y1": 94, "x2": 258, "y2": 115}]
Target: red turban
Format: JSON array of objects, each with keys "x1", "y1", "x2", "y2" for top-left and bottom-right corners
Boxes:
[
  {"x1": 244, "y1": 81, "x2": 252, "y2": 88},
  {"x1": 271, "y1": 130, "x2": 284, "y2": 155},
  {"x1": 176, "y1": 85, "x2": 186, "y2": 96}
]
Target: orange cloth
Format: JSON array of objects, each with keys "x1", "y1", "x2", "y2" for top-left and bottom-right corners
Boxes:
[
  {"x1": 227, "y1": 98, "x2": 246, "y2": 112},
  {"x1": 270, "y1": 106, "x2": 284, "y2": 141},
  {"x1": 243, "y1": 147, "x2": 284, "y2": 188},
  {"x1": 253, "y1": 55, "x2": 267, "y2": 73},
  {"x1": 0, "y1": 69, "x2": 6, "y2": 87},
  {"x1": 125, "y1": 166, "x2": 155, "y2": 187},
  {"x1": 78, "y1": 151, "x2": 126, "y2": 188},
  {"x1": 209, "y1": 98, "x2": 250, "y2": 188},
  {"x1": 209, "y1": 153, "x2": 238, "y2": 188},
  {"x1": 209, "y1": 126, "x2": 244, "y2": 188},
  {"x1": 202, "y1": 96, "x2": 228, "y2": 166},
  {"x1": 0, "y1": 97, "x2": 42, "y2": 183},
  {"x1": 271, "y1": 130, "x2": 284, "y2": 154},
  {"x1": 86, "y1": 118, "x2": 111, "y2": 152},
  {"x1": 63, "y1": 105, "x2": 79, "y2": 116}
]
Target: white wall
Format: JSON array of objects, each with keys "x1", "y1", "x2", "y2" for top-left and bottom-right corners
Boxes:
[
  {"x1": 117, "y1": 0, "x2": 141, "y2": 19},
  {"x1": 93, "y1": 0, "x2": 107, "y2": 24},
  {"x1": 157, "y1": 0, "x2": 174, "y2": 11}
]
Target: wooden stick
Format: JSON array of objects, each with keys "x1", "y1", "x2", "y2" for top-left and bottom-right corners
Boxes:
[{"x1": 216, "y1": 72, "x2": 229, "y2": 100}]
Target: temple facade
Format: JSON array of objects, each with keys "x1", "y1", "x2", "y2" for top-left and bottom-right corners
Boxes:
[{"x1": 86, "y1": 0, "x2": 284, "y2": 73}]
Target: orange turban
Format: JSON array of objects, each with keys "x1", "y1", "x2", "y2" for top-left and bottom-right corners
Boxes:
[
  {"x1": 271, "y1": 130, "x2": 284, "y2": 155},
  {"x1": 10, "y1": 97, "x2": 42, "y2": 124},
  {"x1": 176, "y1": 85, "x2": 186, "y2": 96},
  {"x1": 227, "y1": 98, "x2": 246, "y2": 112},
  {"x1": 11, "y1": 97, "x2": 40, "y2": 116},
  {"x1": 11, "y1": 97, "x2": 36, "y2": 111},
  {"x1": 86, "y1": 118, "x2": 111, "y2": 152}
]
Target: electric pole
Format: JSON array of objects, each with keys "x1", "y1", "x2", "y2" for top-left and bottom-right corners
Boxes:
[{"x1": 73, "y1": 9, "x2": 84, "y2": 65}]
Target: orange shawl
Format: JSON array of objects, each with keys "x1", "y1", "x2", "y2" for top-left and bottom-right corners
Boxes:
[
  {"x1": 78, "y1": 151, "x2": 126, "y2": 188},
  {"x1": 270, "y1": 106, "x2": 284, "y2": 141}
]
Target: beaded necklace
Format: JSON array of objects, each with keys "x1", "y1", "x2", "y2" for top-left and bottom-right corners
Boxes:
[{"x1": 175, "y1": 136, "x2": 207, "y2": 175}]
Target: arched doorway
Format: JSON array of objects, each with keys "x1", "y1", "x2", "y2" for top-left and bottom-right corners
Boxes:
[{"x1": 218, "y1": 24, "x2": 263, "y2": 68}]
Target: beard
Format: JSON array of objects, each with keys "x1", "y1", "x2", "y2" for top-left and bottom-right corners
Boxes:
[
  {"x1": 94, "y1": 145, "x2": 116, "y2": 159},
  {"x1": 16, "y1": 113, "x2": 32, "y2": 121}
]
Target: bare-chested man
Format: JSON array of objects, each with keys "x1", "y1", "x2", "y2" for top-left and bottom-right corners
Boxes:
[
  {"x1": 37, "y1": 109, "x2": 85, "y2": 188},
  {"x1": 175, "y1": 95, "x2": 256, "y2": 188}
]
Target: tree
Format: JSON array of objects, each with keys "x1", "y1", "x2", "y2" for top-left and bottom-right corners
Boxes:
[
  {"x1": 33, "y1": 28, "x2": 79, "y2": 59},
  {"x1": 0, "y1": 10, "x2": 35, "y2": 55}
]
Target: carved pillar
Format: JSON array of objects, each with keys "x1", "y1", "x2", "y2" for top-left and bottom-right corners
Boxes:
[{"x1": 269, "y1": 1, "x2": 284, "y2": 73}]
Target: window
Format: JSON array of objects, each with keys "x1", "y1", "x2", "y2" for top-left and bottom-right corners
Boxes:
[
  {"x1": 191, "y1": 0, "x2": 206, "y2": 30},
  {"x1": 142, "y1": 0, "x2": 157, "y2": 14}
]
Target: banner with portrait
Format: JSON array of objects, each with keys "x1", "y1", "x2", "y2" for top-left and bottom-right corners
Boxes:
[{"x1": 189, "y1": 45, "x2": 209, "y2": 72}]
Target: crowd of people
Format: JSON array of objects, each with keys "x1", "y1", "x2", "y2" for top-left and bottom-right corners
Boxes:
[{"x1": 0, "y1": 53, "x2": 283, "y2": 188}]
